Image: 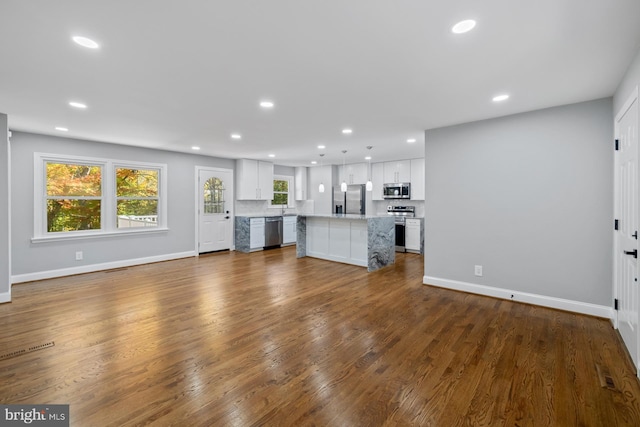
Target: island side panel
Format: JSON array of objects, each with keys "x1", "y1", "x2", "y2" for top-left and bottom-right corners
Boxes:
[
  {"x1": 296, "y1": 216, "x2": 307, "y2": 257},
  {"x1": 420, "y1": 218, "x2": 425, "y2": 255},
  {"x1": 235, "y1": 217, "x2": 251, "y2": 253},
  {"x1": 367, "y1": 216, "x2": 395, "y2": 272}
]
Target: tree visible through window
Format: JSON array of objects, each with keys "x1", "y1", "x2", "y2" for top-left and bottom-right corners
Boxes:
[
  {"x1": 272, "y1": 178, "x2": 289, "y2": 206},
  {"x1": 37, "y1": 154, "x2": 167, "y2": 238},
  {"x1": 204, "y1": 177, "x2": 224, "y2": 213},
  {"x1": 116, "y1": 168, "x2": 159, "y2": 228},
  {"x1": 46, "y1": 162, "x2": 102, "y2": 232}
]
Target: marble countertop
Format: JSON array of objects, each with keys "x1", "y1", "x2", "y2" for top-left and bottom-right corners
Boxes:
[
  {"x1": 298, "y1": 213, "x2": 392, "y2": 220},
  {"x1": 236, "y1": 213, "x2": 298, "y2": 218}
]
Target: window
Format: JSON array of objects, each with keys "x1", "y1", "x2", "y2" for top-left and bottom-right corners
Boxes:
[
  {"x1": 116, "y1": 167, "x2": 159, "y2": 228},
  {"x1": 271, "y1": 175, "x2": 292, "y2": 207},
  {"x1": 203, "y1": 177, "x2": 225, "y2": 214},
  {"x1": 34, "y1": 153, "x2": 167, "y2": 240},
  {"x1": 46, "y1": 162, "x2": 102, "y2": 232}
]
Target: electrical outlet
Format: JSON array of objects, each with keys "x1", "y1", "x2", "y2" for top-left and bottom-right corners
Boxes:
[
  {"x1": 75, "y1": 251, "x2": 83, "y2": 261},
  {"x1": 474, "y1": 265, "x2": 483, "y2": 277}
]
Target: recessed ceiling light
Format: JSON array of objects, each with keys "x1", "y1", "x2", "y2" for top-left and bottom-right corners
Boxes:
[
  {"x1": 407, "y1": 138, "x2": 416, "y2": 143},
  {"x1": 342, "y1": 128, "x2": 353, "y2": 134},
  {"x1": 231, "y1": 133, "x2": 242, "y2": 140},
  {"x1": 260, "y1": 100, "x2": 274, "y2": 108},
  {"x1": 268, "y1": 154, "x2": 276, "y2": 158},
  {"x1": 69, "y1": 101, "x2": 87, "y2": 109},
  {"x1": 364, "y1": 156, "x2": 372, "y2": 160},
  {"x1": 317, "y1": 145, "x2": 325, "y2": 149},
  {"x1": 311, "y1": 161, "x2": 317, "y2": 165},
  {"x1": 452, "y1": 19, "x2": 476, "y2": 34},
  {"x1": 492, "y1": 94, "x2": 510, "y2": 102},
  {"x1": 55, "y1": 127, "x2": 68, "y2": 132},
  {"x1": 191, "y1": 146, "x2": 200, "y2": 150},
  {"x1": 72, "y1": 36, "x2": 99, "y2": 49}
]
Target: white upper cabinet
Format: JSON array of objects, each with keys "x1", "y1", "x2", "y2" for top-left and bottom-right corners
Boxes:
[
  {"x1": 371, "y1": 162, "x2": 385, "y2": 200},
  {"x1": 236, "y1": 159, "x2": 274, "y2": 200},
  {"x1": 383, "y1": 160, "x2": 411, "y2": 183},
  {"x1": 294, "y1": 167, "x2": 308, "y2": 201},
  {"x1": 410, "y1": 158, "x2": 425, "y2": 200},
  {"x1": 258, "y1": 161, "x2": 274, "y2": 200},
  {"x1": 338, "y1": 163, "x2": 368, "y2": 185}
]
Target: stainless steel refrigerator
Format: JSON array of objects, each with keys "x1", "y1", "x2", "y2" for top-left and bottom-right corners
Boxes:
[{"x1": 333, "y1": 184, "x2": 366, "y2": 215}]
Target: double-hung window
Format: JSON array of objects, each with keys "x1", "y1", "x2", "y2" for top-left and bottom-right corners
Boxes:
[
  {"x1": 45, "y1": 161, "x2": 103, "y2": 232},
  {"x1": 34, "y1": 153, "x2": 167, "y2": 241},
  {"x1": 115, "y1": 167, "x2": 160, "y2": 228},
  {"x1": 270, "y1": 175, "x2": 292, "y2": 208}
]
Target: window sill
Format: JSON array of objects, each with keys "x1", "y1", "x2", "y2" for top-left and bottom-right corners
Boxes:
[{"x1": 31, "y1": 227, "x2": 170, "y2": 244}]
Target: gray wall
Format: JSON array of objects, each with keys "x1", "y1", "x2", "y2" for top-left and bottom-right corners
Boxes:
[
  {"x1": 424, "y1": 98, "x2": 613, "y2": 306},
  {"x1": 274, "y1": 164, "x2": 295, "y2": 176},
  {"x1": 614, "y1": 47, "x2": 640, "y2": 113},
  {"x1": 11, "y1": 132, "x2": 234, "y2": 277},
  {"x1": 0, "y1": 114, "x2": 9, "y2": 299}
]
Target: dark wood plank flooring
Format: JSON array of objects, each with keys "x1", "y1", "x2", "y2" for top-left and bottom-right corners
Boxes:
[{"x1": 1, "y1": 247, "x2": 639, "y2": 426}]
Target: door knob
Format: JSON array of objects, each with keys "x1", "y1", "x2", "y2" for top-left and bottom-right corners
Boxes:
[
  {"x1": 624, "y1": 249, "x2": 637, "y2": 258},
  {"x1": 225, "y1": 216, "x2": 230, "y2": 219}
]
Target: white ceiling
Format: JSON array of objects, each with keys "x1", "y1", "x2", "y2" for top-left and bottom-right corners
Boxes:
[{"x1": 1, "y1": 1, "x2": 639, "y2": 166}]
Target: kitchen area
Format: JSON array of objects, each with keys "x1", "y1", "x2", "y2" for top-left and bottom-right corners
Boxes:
[{"x1": 233, "y1": 156, "x2": 425, "y2": 270}]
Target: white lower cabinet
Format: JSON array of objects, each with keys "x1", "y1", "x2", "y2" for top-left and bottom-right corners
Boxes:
[
  {"x1": 250, "y1": 218, "x2": 265, "y2": 249},
  {"x1": 405, "y1": 218, "x2": 422, "y2": 253},
  {"x1": 283, "y1": 216, "x2": 297, "y2": 245}
]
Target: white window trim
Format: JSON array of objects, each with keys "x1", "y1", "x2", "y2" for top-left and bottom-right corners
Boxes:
[
  {"x1": 33, "y1": 153, "x2": 168, "y2": 243},
  {"x1": 269, "y1": 174, "x2": 294, "y2": 208}
]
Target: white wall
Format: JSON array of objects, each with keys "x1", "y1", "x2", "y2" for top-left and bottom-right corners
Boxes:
[
  {"x1": 308, "y1": 165, "x2": 334, "y2": 214},
  {"x1": 423, "y1": 98, "x2": 613, "y2": 313},
  {"x1": 10, "y1": 131, "x2": 234, "y2": 282},
  {"x1": 0, "y1": 114, "x2": 10, "y2": 302}
]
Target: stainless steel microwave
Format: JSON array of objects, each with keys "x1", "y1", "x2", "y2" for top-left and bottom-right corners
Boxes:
[{"x1": 383, "y1": 183, "x2": 411, "y2": 199}]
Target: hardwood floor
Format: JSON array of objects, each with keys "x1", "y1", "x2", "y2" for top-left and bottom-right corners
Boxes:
[{"x1": 1, "y1": 247, "x2": 639, "y2": 426}]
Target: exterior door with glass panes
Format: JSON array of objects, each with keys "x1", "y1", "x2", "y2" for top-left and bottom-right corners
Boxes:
[{"x1": 198, "y1": 168, "x2": 234, "y2": 253}]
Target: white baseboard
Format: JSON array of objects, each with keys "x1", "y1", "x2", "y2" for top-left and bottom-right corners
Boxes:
[
  {"x1": 11, "y1": 251, "x2": 197, "y2": 284},
  {"x1": 423, "y1": 275, "x2": 614, "y2": 319},
  {"x1": 0, "y1": 290, "x2": 11, "y2": 303}
]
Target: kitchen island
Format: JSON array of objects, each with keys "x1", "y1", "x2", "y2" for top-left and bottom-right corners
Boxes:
[{"x1": 296, "y1": 214, "x2": 395, "y2": 272}]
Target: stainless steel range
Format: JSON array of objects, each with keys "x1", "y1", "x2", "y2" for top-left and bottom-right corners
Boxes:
[{"x1": 387, "y1": 205, "x2": 415, "y2": 252}]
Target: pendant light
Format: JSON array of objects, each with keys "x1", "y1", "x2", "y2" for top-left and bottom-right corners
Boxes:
[
  {"x1": 365, "y1": 146, "x2": 373, "y2": 191},
  {"x1": 318, "y1": 154, "x2": 325, "y2": 193},
  {"x1": 341, "y1": 150, "x2": 348, "y2": 192}
]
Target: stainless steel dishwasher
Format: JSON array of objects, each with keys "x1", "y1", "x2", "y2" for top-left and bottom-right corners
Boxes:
[{"x1": 264, "y1": 216, "x2": 283, "y2": 248}]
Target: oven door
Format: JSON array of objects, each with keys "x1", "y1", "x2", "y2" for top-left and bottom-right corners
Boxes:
[{"x1": 395, "y1": 222, "x2": 406, "y2": 252}]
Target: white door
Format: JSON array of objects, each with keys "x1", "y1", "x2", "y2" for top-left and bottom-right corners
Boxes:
[
  {"x1": 615, "y1": 87, "x2": 639, "y2": 375},
  {"x1": 198, "y1": 168, "x2": 234, "y2": 253}
]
